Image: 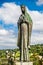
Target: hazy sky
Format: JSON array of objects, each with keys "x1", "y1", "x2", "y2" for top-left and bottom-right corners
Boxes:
[{"x1": 0, "y1": 0, "x2": 43, "y2": 49}]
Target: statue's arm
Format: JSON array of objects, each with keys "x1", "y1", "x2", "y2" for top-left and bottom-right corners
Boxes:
[
  {"x1": 17, "y1": 15, "x2": 24, "y2": 28},
  {"x1": 17, "y1": 17, "x2": 21, "y2": 29}
]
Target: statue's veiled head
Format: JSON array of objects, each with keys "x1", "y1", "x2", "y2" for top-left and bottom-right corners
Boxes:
[{"x1": 20, "y1": 5, "x2": 26, "y2": 14}]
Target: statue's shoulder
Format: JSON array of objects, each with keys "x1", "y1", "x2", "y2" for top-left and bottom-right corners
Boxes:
[{"x1": 26, "y1": 12, "x2": 32, "y2": 23}]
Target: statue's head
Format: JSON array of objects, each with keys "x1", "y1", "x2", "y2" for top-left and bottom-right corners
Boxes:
[{"x1": 20, "y1": 5, "x2": 26, "y2": 14}]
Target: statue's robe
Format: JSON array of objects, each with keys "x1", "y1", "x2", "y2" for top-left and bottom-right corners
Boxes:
[{"x1": 17, "y1": 12, "x2": 33, "y2": 48}]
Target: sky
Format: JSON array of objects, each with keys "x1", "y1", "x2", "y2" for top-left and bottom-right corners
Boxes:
[{"x1": 0, "y1": 0, "x2": 43, "y2": 49}]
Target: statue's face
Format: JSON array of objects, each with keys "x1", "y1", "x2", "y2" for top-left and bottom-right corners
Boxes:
[{"x1": 21, "y1": 6, "x2": 25, "y2": 13}]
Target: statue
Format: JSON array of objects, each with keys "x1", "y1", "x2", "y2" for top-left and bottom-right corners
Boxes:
[{"x1": 17, "y1": 5, "x2": 33, "y2": 62}]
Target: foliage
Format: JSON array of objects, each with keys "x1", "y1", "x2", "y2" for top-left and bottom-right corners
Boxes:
[{"x1": 0, "y1": 44, "x2": 43, "y2": 65}]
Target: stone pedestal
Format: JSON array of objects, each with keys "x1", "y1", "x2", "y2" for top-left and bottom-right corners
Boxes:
[{"x1": 16, "y1": 62, "x2": 33, "y2": 65}]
